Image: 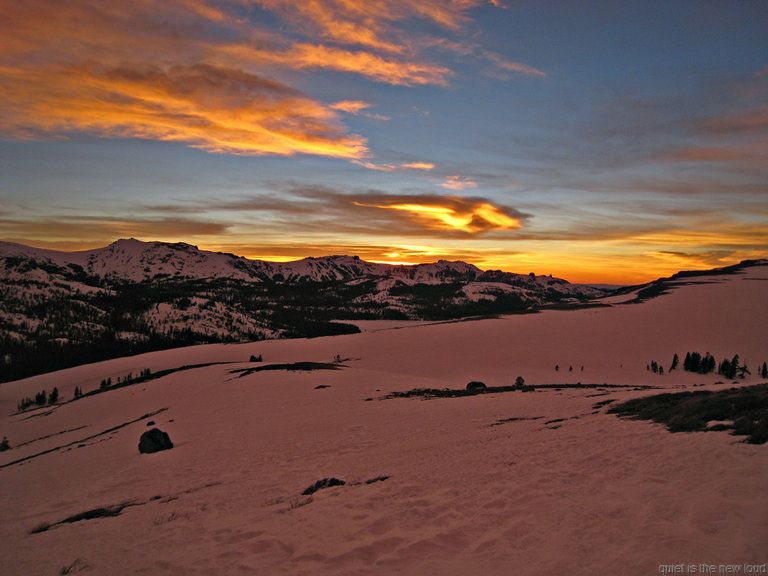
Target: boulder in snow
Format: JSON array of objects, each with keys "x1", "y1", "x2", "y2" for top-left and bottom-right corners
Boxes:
[{"x1": 138, "y1": 428, "x2": 173, "y2": 454}]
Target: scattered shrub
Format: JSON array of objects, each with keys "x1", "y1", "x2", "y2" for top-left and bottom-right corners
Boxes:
[
  {"x1": 60, "y1": 558, "x2": 90, "y2": 575},
  {"x1": 30, "y1": 522, "x2": 51, "y2": 534},
  {"x1": 365, "y1": 475, "x2": 390, "y2": 484}
]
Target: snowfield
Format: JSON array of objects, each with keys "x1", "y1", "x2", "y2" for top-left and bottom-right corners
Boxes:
[{"x1": 1, "y1": 264, "x2": 767, "y2": 575}]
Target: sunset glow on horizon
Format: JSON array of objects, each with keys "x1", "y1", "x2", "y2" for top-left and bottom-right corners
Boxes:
[{"x1": 1, "y1": 1, "x2": 766, "y2": 284}]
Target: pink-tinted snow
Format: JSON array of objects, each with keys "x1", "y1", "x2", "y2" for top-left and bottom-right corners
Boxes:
[{"x1": 1, "y1": 265, "x2": 767, "y2": 575}]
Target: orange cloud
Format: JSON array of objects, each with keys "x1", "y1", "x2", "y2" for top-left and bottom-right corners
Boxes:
[
  {"x1": 352, "y1": 160, "x2": 435, "y2": 171},
  {"x1": 0, "y1": 0, "x2": 506, "y2": 157},
  {"x1": 355, "y1": 196, "x2": 524, "y2": 234},
  {"x1": 254, "y1": 0, "x2": 494, "y2": 51},
  {"x1": 329, "y1": 100, "x2": 374, "y2": 114},
  {"x1": 400, "y1": 162, "x2": 436, "y2": 170},
  {"x1": 441, "y1": 174, "x2": 478, "y2": 190},
  {"x1": 228, "y1": 43, "x2": 452, "y2": 86},
  {"x1": 289, "y1": 43, "x2": 451, "y2": 85},
  {"x1": 0, "y1": 62, "x2": 368, "y2": 158}
]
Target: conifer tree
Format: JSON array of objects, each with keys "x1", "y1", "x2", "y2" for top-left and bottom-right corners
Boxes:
[
  {"x1": 684, "y1": 352, "x2": 692, "y2": 371},
  {"x1": 703, "y1": 352, "x2": 716, "y2": 374}
]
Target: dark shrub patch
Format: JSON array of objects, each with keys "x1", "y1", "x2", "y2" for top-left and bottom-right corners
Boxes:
[
  {"x1": 592, "y1": 399, "x2": 616, "y2": 409},
  {"x1": 233, "y1": 361, "x2": 343, "y2": 378},
  {"x1": 608, "y1": 383, "x2": 768, "y2": 444},
  {"x1": 302, "y1": 477, "x2": 346, "y2": 495},
  {"x1": 365, "y1": 475, "x2": 390, "y2": 484},
  {"x1": 466, "y1": 381, "x2": 487, "y2": 391},
  {"x1": 30, "y1": 504, "x2": 128, "y2": 534},
  {"x1": 62, "y1": 506, "x2": 125, "y2": 524},
  {"x1": 384, "y1": 382, "x2": 645, "y2": 400}
]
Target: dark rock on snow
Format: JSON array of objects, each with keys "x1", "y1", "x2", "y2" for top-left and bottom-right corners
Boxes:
[
  {"x1": 466, "y1": 381, "x2": 487, "y2": 391},
  {"x1": 138, "y1": 428, "x2": 173, "y2": 454}
]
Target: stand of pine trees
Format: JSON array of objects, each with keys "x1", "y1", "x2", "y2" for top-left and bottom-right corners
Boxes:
[
  {"x1": 683, "y1": 351, "x2": 716, "y2": 374},
  {"x1": 680, "y1": 351, "x2": 759, "y2": 380}
]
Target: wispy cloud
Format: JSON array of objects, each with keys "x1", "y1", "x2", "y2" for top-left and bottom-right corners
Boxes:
[
  {"x1": 660, "y1": 68, "x2": 768, "y2": 174},
  {"x1": 329, "y1": 100, "x2": 375, "y2": 114},
  {"x1": 440, "y1": 174, "x2": 478, "y2": 191},
  {"x1": 401, "y1": 162, "x2": 436, "y2": 171},
  {"x1": 0, "y1": 0, "x2": 507, "y2": 159},
  {"x1": 0, "y1": 215, "x2": 230, "y2": 247},
  {"x1": 352, "y1": 160, "x2": 435, "y2": 172},
  {"x1": 0, "y1": 62, "x2": 368, "y2": 157},
  {"x1": 255, "y1": 0, "x2": 494, "y2": 52},
  {"x1": 482, "y1": 51, "x2": 547, "y2": 79},
  {"x1": 233, "y1": 43, "x2": 453, "y2": 86},
  {"x1": 144, "y1": 187, "x2": 528, "y2": 237}
]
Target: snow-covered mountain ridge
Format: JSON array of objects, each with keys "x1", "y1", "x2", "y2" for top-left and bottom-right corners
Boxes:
[{"x1": 0, "y1": 238, "x2": 575, "y2": 289}]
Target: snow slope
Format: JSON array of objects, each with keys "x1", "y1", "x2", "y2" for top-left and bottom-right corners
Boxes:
[{"x1": 1, "y1": 264, "x2": 767, "y2": 575}]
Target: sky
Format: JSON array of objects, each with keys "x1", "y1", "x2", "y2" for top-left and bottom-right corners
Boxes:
[{"x1": 1, "y1": 0, "x2": 766, "y2": 284}]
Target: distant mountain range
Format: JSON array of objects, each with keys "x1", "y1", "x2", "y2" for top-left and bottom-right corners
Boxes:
[
  {"x1": 0, "y1": 238, "x2": 600, "y2": 287},
  {"x1": 2, "y1": 238, "x2": 758, "y2": 382}
]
